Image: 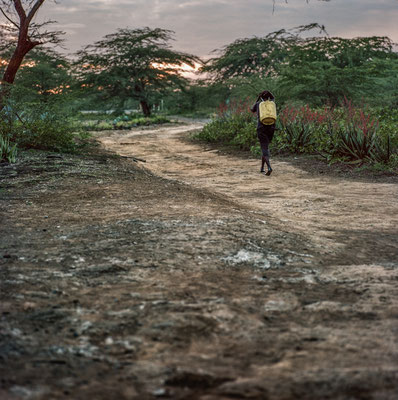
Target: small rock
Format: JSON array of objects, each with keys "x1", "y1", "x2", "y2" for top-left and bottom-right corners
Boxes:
[
  {"x1": 23, "y1": 302, "x2": 37, "y2": 311},
  {"x1": 152, "y1": 388, "x2": 167, "y2": 397},
  {"x1": 105, "y1": 337, "x2": 114, "y2": 345}
]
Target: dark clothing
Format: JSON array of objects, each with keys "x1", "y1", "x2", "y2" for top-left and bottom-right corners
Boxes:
[
  {"x1": 251, "y1": 91, "x2": 275, "y2": 173},
  {"x1": 251, "y1": 100, "x2": 275, "y2": 157},
  {"x1": 257, "y1": 123, "x2": 275, "y2": 143},
  {"x1": 258, "y1": 129, "x2": 271, "y2": 158},
  {"x1": 250, "y1": 100, "x2": 276, "y2": 131},
  {"x1": 251, "y1": 101, "x2": 264, "y2": 129}
]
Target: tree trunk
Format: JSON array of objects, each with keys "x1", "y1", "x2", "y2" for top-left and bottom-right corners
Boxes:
[
  {"x1": 140, "y1": 100, "x2": 151, "y2": 117},
  {"x1": 0, "y1": 43, "x2": 35, "y2": 109},
  {"x1": 3, "y1": 41, "x2": 34, "y2": 82},
  {"x1": 135, "y1": 83, "x2": 151, "y2": 117},
  {"x1": 0, "y1": 0, "x2": 45, "y2": 110}
]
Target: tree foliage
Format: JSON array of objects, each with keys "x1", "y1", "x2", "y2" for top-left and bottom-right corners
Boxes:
[
  {"x1": 75, "y1": 27, "x2": 200, "y2": 116},
  {"x1": 203, "y1": 24, "x2": 398, "y2": 107},
  {"x1": 279, "y1": 35, "x2": 398, "y2": 106},
  {"x1": 0, "y1": 0, "x2": 63, "y2": 107},
  {"x1": 11, "y1": 48, "x2": 73, "y2": 102},
  {"x1": 203, "y1": 24, "x2": 328, "y2": 81}
]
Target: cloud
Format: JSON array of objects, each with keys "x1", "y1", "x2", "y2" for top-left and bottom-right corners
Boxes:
[
  {"x1": 35, "y1": 0, "x2": 398, "y2": 56},
  {"x1": 55, "y1": 23, "x2": 86, "y2": 35}
]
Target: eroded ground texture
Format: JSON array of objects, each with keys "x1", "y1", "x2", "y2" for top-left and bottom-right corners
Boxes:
[{"x1": 1, "y1": 122, "x2": 398, "y2": 400}]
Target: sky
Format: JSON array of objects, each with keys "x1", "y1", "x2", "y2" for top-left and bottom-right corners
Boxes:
[{"x1": 38, "y1": 0, "x2": 398, "y2": 58}]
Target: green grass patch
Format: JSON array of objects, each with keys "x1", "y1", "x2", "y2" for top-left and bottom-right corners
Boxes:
[{"x1": 74, "y1": 114, "x2": 170, "y2": 131}]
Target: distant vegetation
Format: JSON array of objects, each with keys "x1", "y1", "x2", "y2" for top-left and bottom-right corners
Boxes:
[{"x1": 74, "y1": 115, "x2": 170, "y2": 132}]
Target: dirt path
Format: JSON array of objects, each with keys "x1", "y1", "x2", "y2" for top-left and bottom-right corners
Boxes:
[
  {"x1": 99, "y1": 122, "x2": 398, "y2": 263},
  {"x1": 1, "y1": 122, "x2": 397, "y2": 400}
]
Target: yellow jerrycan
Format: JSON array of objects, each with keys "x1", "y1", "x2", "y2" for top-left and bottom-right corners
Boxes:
[{"x1": 259, "y1": 100, "x2": 277, "y2": 125}]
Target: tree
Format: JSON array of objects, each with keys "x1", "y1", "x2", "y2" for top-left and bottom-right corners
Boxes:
[
  {"x1": 11, "y1": 48, "x2": 73, "y2": 103},
  {"x1": 0, "y1": 0, "x2": 63, "y2": 107},
  {"x1": 278, "y1": 35, "x2": 398, "y2": 105},
  {"x1": 75, "y1": 27, "x2": 200, "y2": 116},
  {"x1": 202, "y1": 24, "x2": 327, "y2": 82},
  {"x1": 162, "y1": 80, "x2": 229, "y2": 115},
  {"x1": 203, "y1": 25, "x2": 398, "y2": 107},
  {"x1": 202, "y1": 35, "x2": 286, "y2": 81}
]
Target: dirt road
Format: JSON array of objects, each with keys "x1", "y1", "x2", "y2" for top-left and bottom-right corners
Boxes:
[
  {"x1": 99, "y1": 122, "x2": 398, "y2": 264},
  {"x1": 1, "y1": 121, "x2": 398, "y2": 399}
]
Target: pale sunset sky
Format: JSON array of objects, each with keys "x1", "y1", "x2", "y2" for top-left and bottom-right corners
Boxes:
[{"x1": 37, "y1": 0, "x2": 398, "y2": 57}]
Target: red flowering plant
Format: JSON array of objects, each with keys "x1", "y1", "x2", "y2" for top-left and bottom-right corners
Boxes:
[
  {"x1": 277, "y1": 104, "x2": 328, "y2": 153},
  {"x1": 198, "y1": 95, "x2": 395, "y2": 166},
  {"x1": 332, "y1": 98, "x2": 382, "y2": 162},
  {"x1": 216, "y1": 97, "x2": 254, "y2": 122},
  {"x1": 198, "y1": 97, "x2": 256, "y2": 149}
]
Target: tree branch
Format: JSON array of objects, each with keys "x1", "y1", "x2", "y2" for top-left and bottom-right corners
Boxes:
[
  {"x1": 27, "y1": 0, "x2": 46, "y2": 24},
  {"x1": 13, "y1": 0, "x2": 26, "y2": 22},
  {"x1": 0, "y1": 6, "x2": 19, "y2": 29}
]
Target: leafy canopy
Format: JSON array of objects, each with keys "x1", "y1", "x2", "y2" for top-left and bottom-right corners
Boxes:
[
  {"x1": 11, "y1": 48, "x2": 73, "y2": 101},
  {"x1": 203, "y1": 24, "x2": 398, "y2": 107},
  {"x1": 75, "y1": 27, "x2": 200, "y2": 114},
  {"x1": 202, "y1": 24, "x2": 328, "y2": 81},
  {"x1": 279, "y1": 35, "x2": 398, "y2": 105}
]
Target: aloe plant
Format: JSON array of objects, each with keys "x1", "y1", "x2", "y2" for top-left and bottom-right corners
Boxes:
[
  {"x1": 0, "y1": 136, "x2": 18, "y2": 163},
  {"x1": 332, "y1": 99, "x2": 384, "y2": 162}
]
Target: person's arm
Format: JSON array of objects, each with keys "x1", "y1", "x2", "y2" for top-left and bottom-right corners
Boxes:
[{"x1": 250, "y1": 102, "x2": 258, "y2": 113}]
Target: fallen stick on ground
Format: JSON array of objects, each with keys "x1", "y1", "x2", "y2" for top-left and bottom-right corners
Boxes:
[{"x1": 119, "y1": 155, "x2": 146, "y2": 163}]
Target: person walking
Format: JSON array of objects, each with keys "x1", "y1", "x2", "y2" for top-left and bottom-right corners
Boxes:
[{"x1": 251, "y1": 90, "x2": 275, "y2": 175}]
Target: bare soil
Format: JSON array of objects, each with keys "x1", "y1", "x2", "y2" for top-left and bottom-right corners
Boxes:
[{"x1": 1, "y1": 121, "x2": 398, "y2": 400}]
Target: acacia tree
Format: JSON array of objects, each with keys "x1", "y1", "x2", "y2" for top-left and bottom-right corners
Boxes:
[
  {"x1": 278, "y1": 35, "x2": 398, "y2": 105},
  {"x1": 203, "y1": 24, "x2": 398, "y2": 106},
  {"x1": 76, "y1": 27, "x2": 200, "y2": 116},
  {"x1": 12, "y1": 48, "x2": 73, "y2": 102},
  {"x1": 0, "y1": 0, "x2": 63, "y2": 107},
  {"x1": 203, "y1": 24, "x2": 328, "y2": 81}
]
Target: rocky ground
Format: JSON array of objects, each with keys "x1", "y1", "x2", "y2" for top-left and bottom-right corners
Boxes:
[{"x1": 1, "y1": 122, "x2": 398, "y2": 399}]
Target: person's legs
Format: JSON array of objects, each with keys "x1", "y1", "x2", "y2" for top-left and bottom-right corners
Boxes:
[
  {"x1": 265, "y1": 125, "x2": 275, "y2": 175},
  {"x1": 261, "y1": 156, "x2": 266, "y2": 173},
  {"x1": 264, "y1": 153, "x2": 272, "y2": 175},
  {"x1": 259, "y1": 138, "x2": 272, "y2": 175}
]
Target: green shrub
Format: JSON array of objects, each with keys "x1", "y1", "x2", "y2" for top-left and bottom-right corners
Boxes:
[
  {"x1": 114, "y1": 121, "x2": 130, "y2": 129},
  {"x1": 15, "y1": 109, "x2": 76, "y2": 152},
  {"x1": 74, "y1": 114, "x2": 170, "y2": 131},
  {"x1": 0, "y1": 135, "x2": 18, "y2": 163},
  {"x1": 198, "y1": 98, "x2": 398, "y2": 169},
  {"x1": 328, "y1": 100, "x2": 396, "y2": 164},
  {"x1": 1, "y1": 98, "x2": 77, "y2": 153},
  {"x1": 95, "y1": 121, "x2": 114, "y2": 130},
  {"x1": 197, "y1": 119, "x2": 232, "y2": 142},
  {"x1": 370, "y1": 107, "x2": 398, "y2": 160},
  {"x1": 125, "y1": 115, "x2": 170, "y2": 127},
  {"x1": 195, "y1": 98, "x2": 256, "y2": 149},
  {"x1": 231, "y1": 120, "x2": 257, "y2": 150}
]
